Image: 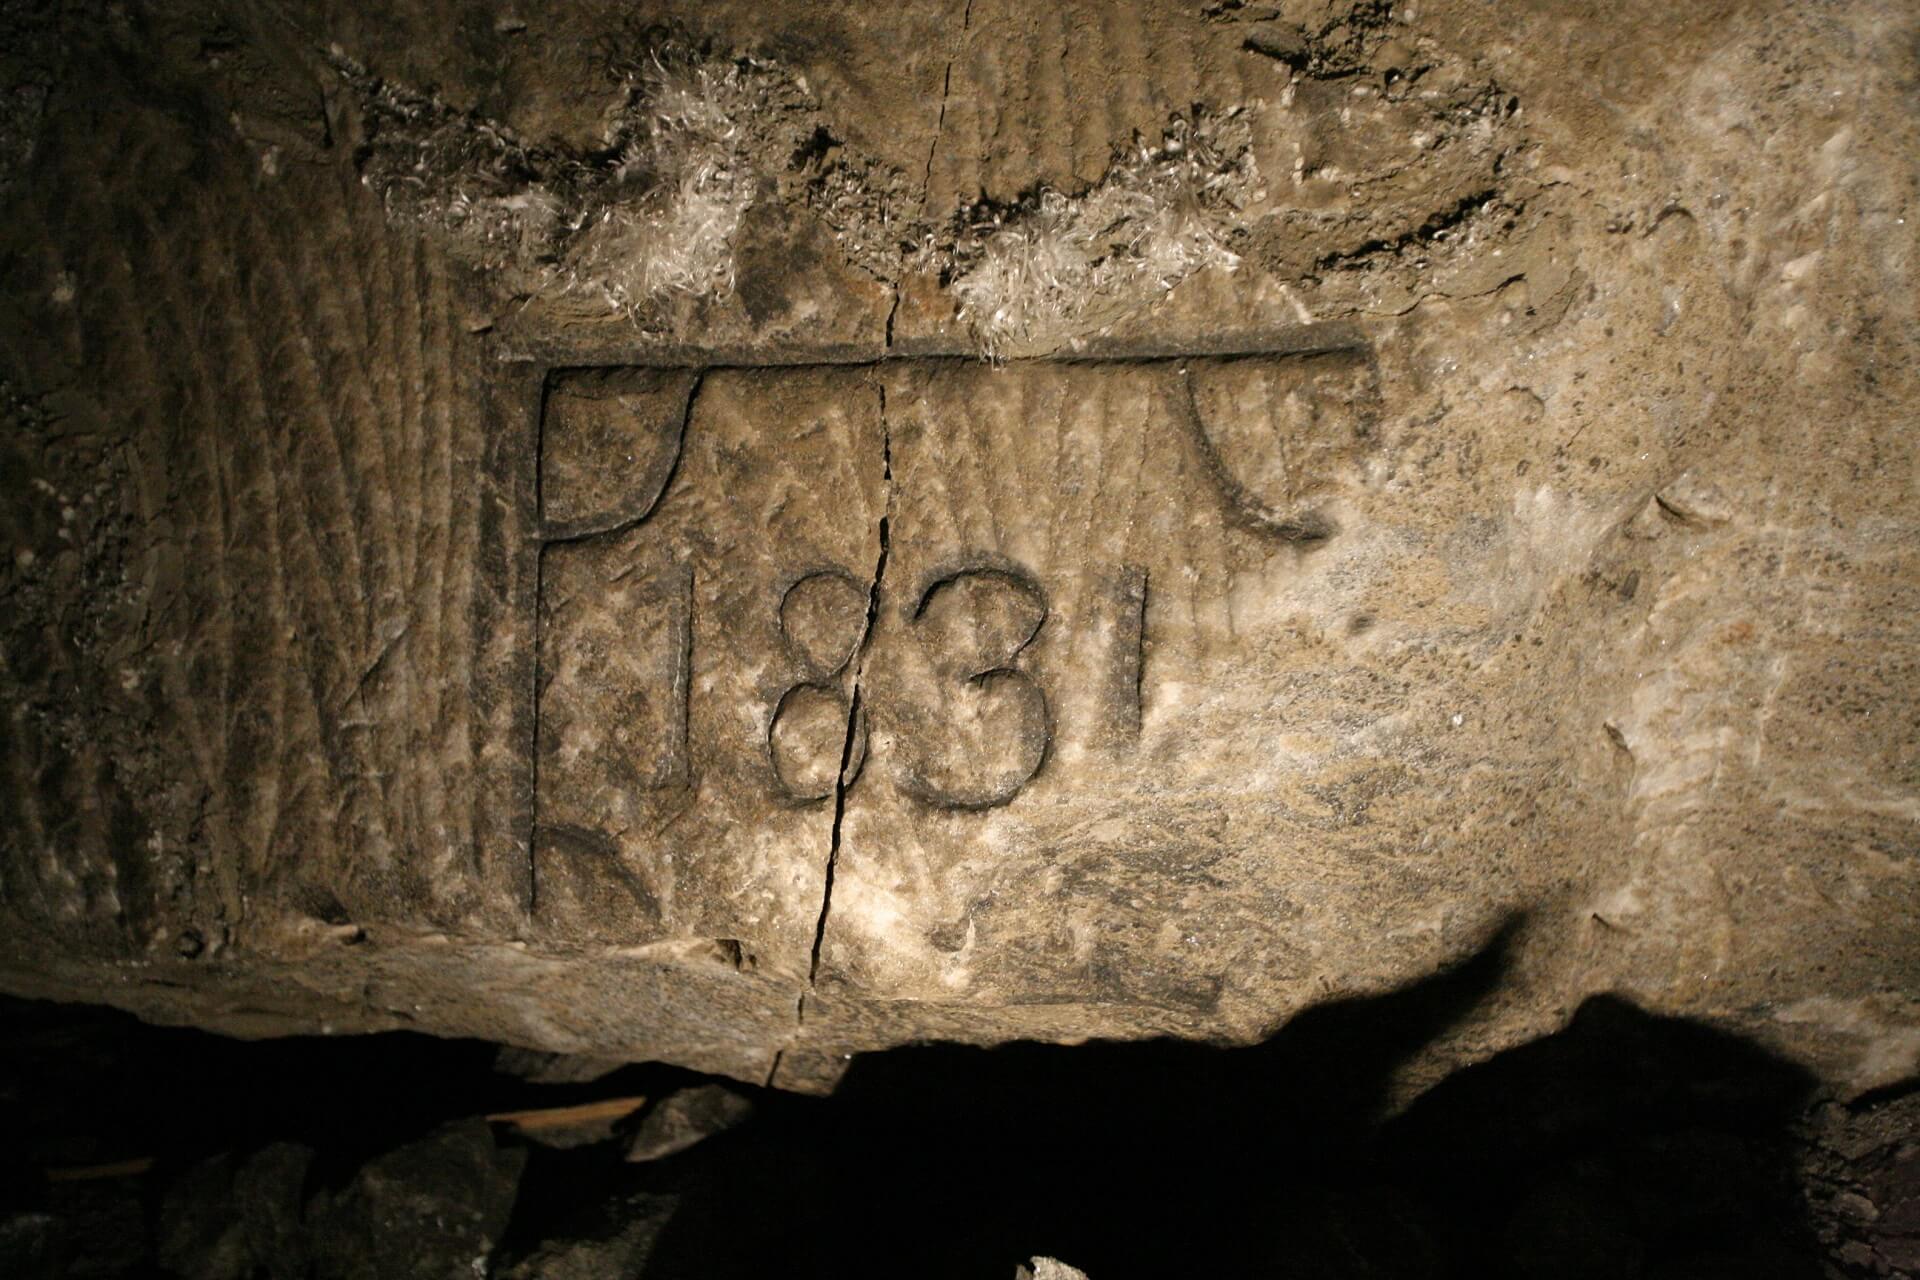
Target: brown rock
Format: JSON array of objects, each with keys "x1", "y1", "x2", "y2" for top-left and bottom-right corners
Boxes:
[{"x1": 0, "y1": 0, "x2": 1914, "y2": 1106}]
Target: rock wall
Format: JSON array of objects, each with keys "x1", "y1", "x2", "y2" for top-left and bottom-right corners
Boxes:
[{"x1": 1, "y1": 0, "x2": 1916, "y2": 1098}]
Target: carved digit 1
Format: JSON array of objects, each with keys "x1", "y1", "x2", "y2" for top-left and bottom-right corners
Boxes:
[
  {"x1": 897, "y1": 564, "x2": 1052, "y2": 811},
  {"x1": 1101, "y1": 565, "x2": 1148, "y2": 748},
  {"x1": 768, "y1": 568, "x2": 872, "y2": 803},
  {"x1": 659, "y1": 559, "x2": 693, "y2": 789}
]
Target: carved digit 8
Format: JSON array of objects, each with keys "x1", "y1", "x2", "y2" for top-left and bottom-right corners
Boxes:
[{"x1": 767, "y1": 568, "x2": 871, "y2": 803}]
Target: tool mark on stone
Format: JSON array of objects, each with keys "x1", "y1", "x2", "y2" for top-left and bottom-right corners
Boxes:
[
  {"x1": 909, "y1": 558, "x2": 1049, "y2": 657},
  {"x1": 534, "y1": 822, "x2": 662, "y2": 921},
  {"x1": 528, "y1": 372, "x2": 700, "y2": 911},
  {"x1": 507, "y1": 317, "x2": 1366, "y2": 369},
  {"x1": 779, "y1": 568, "x2": 872, "y2": 677},
  {"x1": 614, "y1": 556, "x2": 697, "y2": 790},
  {"x1": 529, "y1": 377, "x2": 550, "y2": 916},
  {"x1": 769, "y1": 680, "x2": 869, "y2": 804},
  {"x1": 665, "y1": 558, "x2": 694, "y2": 789},
  {"x1": 336, "y1": 620, "x2": 412, "y2": 713},
  {"x1": 530, "y1": 549, "x2": 692, "y2": 916}
]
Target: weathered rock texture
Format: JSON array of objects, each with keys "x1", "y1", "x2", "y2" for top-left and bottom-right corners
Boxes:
[{"x1": 1, "y1": 0, "x2": 1916, "y2": 1098}]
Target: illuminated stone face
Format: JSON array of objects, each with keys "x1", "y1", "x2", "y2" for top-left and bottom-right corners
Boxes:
[
  {"x1": 527, "y1": 333, "x2": 1518, "y2": 1076},
  {"x1": 0, "y1": 0, "x2": 1915, "y2": 1101}
]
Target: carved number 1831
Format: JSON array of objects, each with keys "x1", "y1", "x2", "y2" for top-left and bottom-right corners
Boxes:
[{"x1": 766, "y1": 561, "x2": 1144, "y2": 810}]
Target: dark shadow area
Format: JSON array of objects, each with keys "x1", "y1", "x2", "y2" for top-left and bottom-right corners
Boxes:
[
  {"x1": 0, "y1": 998, "x2": 712, "y2": 1278},
  {"x1": 637, "y1": 920, "x2": 1526, "y2": 1279},
  {"x1": 625, "y1": 929, "x2": 1826, "y2": 1279},
  {"x1": 1383, "y1": 997, "x2": 1827, "y2": 1280},
  {"x1": 0, "y1": 997, "x2": 713, "y2": 1182},
  {"x1": 1, "y1": 927, "x2": 1907, "y2": 1279}
]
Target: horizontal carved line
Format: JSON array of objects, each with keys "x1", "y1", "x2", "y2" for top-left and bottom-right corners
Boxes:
[{"x1": 499, "y1": 322, "x2": 1370, "y2": 372}]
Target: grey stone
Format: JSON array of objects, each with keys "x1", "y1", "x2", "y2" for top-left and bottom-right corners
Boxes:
[
  {"x1": 308, "y1": 1120, "x2": 524, "y2": 1280},
  {"x1": 156, "y1": 1144, "x2": 315, "y2": 1280},
  {"x1": 493, "y1": 1046, "x2": 628, "y2": 1086},
  {"x1": 0, "y1": 1212, "x2": 62, "y2": 1280},
  {"x1": 493, "y1": 1192, "x2": 678, "y2": 1280},
  {"x1": 625, "y1": 1085, "x2": 755, "y2": 1163}
]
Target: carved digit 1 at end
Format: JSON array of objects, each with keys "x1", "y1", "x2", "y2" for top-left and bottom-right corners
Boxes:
[{"x1": 1101, "y1": 565, "x2": 1148, "y2": 748}]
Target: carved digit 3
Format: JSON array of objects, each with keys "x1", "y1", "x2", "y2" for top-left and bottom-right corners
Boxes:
[
  {"x1": 768, "y1": 569, "x2": 871, "y2": 803},
  {"x1": 896, "y1": 561, "x2": 1052, "y2": 811}
]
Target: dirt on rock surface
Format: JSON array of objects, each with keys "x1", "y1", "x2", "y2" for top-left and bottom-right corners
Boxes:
[{"x1": 0, "y1": 0, "x2": 1916, "y2": 1125}]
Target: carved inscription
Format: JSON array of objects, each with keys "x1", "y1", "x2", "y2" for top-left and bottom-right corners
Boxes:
[
  {"x1": 540, "y1": 368, "x2": 694, "y2": 539},
  {"x1": 530, "y1": 347, "x2": 1381, "y2": 969},
  {"x1": 537, "y1": 355, "x2": 1381, "y2": 813},
  {"x1": 531, "y1": 366, "x2": 887, "y2": 952},
  {"x1": 532, "y1": 541, "x2": 690, "y2": 938},
  {"x1": 769, "y1": 568, "x2": 871, "y2": 803},
  {"x1": 766, "y1": 559, "x2": 1134, "y2": 809},
  {"x1": 538, "y1": 547, "x2": 689, "y2": 794},
  {"x1": 1179, "y1": 351, "x2": 1381, "y2": 542},
  {"x1": 894, "y1": 561, "x2": 1053, "y2": 810},
  {"x1": 1098, "y1": 565, "x2": 1148, "y2": 747}
]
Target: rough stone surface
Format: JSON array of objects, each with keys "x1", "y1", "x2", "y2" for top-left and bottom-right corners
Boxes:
[
  {"x1": 306, "y1": 1120, "x2": 524, "y2": 1280},
  {"x1": 0, "y1": 0, "x2": 1916, "y2": 1102},
  {"x1": 493, "y1": 1190, "x2": 679, "y2": 1280},
  {"x1": 1017, "y1": 1261, "x2": 1091, "y2": 1280},
  {"x1": 156, "y1": 1144, "x2": 314, "y2": 1280},
  {"x1": 1801, "y1": 1091, "x2": 1920, "y2": 1275},
  {"x1": 0, "y1": 1212, "x2": 60, "y2": 1280},
  {"x1": 625, "y1": 1083, "x2": 755, "y2": 1163}
]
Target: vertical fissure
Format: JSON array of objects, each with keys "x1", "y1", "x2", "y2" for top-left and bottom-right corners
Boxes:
[
  {"x1": 526, "y1": 374, "x2": 552, "y2": 921},
  {"x1": 802, "y1": 383, "x2": 895, "y2": 1006},
  {"x1": 921, "y1": 62, "x2": 952, "y2": 199},
  {"x1": 918, "y1": 0, "x2": 973, "y2": 204}
]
